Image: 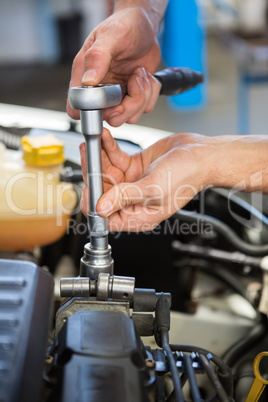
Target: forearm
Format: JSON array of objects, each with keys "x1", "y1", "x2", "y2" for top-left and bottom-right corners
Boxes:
[
  {"x1": 143, "y1": 133, "x2": 268, "y2": 194},
  {"x1": 113, "y1": 0, "x2": 168, "y2": 33},
  {"x1": 207, "y1": 135, "x2": 268, "y2": 193}
]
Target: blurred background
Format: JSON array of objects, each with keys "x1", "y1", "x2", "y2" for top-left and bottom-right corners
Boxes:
[{"x1": 0, "y1": 0, "x2": 268, "y2": 135}]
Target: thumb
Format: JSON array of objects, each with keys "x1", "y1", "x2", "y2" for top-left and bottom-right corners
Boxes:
[
  {"x1": 82, "y1": 42, "x2": 113, "y2": 86},
  {"x1": 96, "y1": 181, "x2": 145, "y2": 217}
]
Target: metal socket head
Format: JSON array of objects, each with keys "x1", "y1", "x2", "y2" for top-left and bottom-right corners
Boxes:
[
  {"x1": 80, "y1": 243, "x2": 114, "y2": 279},
  {"x1": 69, "y1": 84, "x2": 125, "y2": 111}
]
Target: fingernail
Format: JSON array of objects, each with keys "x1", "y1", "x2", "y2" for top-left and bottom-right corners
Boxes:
[
  {"x1": 138, "y1": 67, "x2": 147, "y2": 79},
  {"x1": 82, "y1": 69, "x2": 98, "y2": 84},
  {"x1": 136, "y1": 76, "x2": 144, "y2": 90},
  {"x1": 99, "y1": 200, "x2": 113, "y2": 216}
]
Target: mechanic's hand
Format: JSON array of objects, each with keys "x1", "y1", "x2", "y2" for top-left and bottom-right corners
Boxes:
[
  {"x1": 67, "y1": 7, "x2": 161, "y2": 127},
  {"x1": 80, "y1": 129, "x2": 213, "y2": 232},
  {"x1": 80, "y1": 131, "x2": 268, "y2": 232}
]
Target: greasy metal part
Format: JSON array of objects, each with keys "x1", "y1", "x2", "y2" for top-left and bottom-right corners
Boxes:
[
  {"x1": 80, "y1": 243, "x2": 114, "y2": 279},
  {"x1": 60, "y1": 277, "x2": 96, "y2": 298},
  {"x1": 60, "y1": 273, "x2": 135, "y2": 301},
  {"x1": 108, "y1": 275, "x2": 135, "y2": 301},
  {"x1": 96, "y1": 273, "x2": 110, "y2": 300},
  {"x1": 55, "y1": 297, "x2": 130, "y2": 336}
]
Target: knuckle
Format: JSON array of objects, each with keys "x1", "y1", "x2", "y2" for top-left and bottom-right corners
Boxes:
[
  {"x1": 84, "y1": 44, "x2": 105, "y2": 59},
  {"x1": 119, "y1": 186, "x2": 131, "y2": 208}
]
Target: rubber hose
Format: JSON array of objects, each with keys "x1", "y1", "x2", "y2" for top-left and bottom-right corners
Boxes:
[{"x1": 174, "y1": 210, "x2": 268, "y2": 256}]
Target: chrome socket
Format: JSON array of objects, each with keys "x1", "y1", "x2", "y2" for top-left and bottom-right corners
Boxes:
[{"x1": 80, "y1": 243, "x2": 114, "y2": 280}]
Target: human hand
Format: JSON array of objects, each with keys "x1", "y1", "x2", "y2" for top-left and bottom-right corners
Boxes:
[
  {"x1": 67, "y1": 7, "x2": 162, "y2": 126},
  {"x1": 80, "y1": 131, "x2": 268, "y2": 232},
  {"x1": 80, "y1": 130, "x2": 213, "y2": 232}
]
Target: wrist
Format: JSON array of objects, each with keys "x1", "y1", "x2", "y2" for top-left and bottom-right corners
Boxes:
[
  {"x1": 205, "y1": 135, "x2": 268, "y2": 192},
  {"x1": 113, "y1": 1, "x2": 167, "y2": 34}
]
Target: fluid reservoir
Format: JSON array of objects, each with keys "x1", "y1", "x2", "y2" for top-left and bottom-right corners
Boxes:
[{"x1": 0, "y1": 135, "x2": 77, "y2": 251}]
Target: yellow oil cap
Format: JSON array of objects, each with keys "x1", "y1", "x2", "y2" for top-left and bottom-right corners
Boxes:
[{"x1": 21, "y1": 134, "x2": 65, "y2": 166}]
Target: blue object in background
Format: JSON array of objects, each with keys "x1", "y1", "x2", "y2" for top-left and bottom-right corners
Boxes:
[
  {"x1": 36, "y1": 0, "x2": 60, "y2": 64},
  {"x1": 162, "y1": 0, "x2": 208, "y2": 110}
]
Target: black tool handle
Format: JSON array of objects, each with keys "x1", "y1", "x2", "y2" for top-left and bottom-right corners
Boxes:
[{"x1": 154, "y1": 67, "x2": 204, "y2": 96}]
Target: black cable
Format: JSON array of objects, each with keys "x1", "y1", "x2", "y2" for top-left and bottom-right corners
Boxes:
[
  {"x1": 199, "y1": 354, "x2": 229, "y2": 402},
  {"x1": 161, "y1": 329, "x2": 184, "y2": 401},
  {"x1": 206, "y1": 394, "x2": 219, "y2": 402},
  {"x1": 198, "y1": 264, "x2": 250, "y2": 302},
  {"x1": 184, "y1": 247, "x2": 266, "y2": 370},
  {"x1": 166, "y1": 355, "x2": 202, "y2": 402},
  {"x1": 169, "y1": 344, "x2": 229, "y2": 375},
  {"x1": 179, "y1": 259, "x2": 255, "y2": 310},
  {"x1": 222, "y1": 313, "x2": 268, "y2": 368},
  {"x1": 155, "y1": 295, "x2": 184, "y2": 401},
  {"x1": 211, "y1": 188, "x2": 268, "y2": 227},
  {"x1": 170, "y1": 346, "x2": 234, "y2": 399},
  {"x1": 179, "y1": 371, "x2": 188, "y2": 389},
  {"x1": 183, "y1": 353, "x2": 202, "y2": 402},
  {"x1": 172, "y1": 240, "x2": 262, "y2": 271},
  {"x1": 172, "y1": 258, "x2": 266, "y2": 377},
  {"x1": 174, "y1": 210, "x2": 268, "y2": 256}
]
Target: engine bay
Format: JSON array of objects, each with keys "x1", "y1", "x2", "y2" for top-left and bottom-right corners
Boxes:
[{"x1": 1, "y1": 103, "x2": 268, "y2": 402}]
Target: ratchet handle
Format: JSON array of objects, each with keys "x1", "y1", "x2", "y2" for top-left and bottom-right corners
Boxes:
[
  {"x1": 69, "y1": 67, "x2": 204, "y2": 111},
  {"x1": 154, "y1": 67, "x2": 204, "y2": 96}
]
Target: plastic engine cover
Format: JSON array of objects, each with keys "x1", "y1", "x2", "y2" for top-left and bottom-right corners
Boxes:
[
  {"x1": 52, "y1": 310, "x2": 154, "y2": 402},
  {"x1": 0, "y1": 259, "x2": 54, "y2": 402}
]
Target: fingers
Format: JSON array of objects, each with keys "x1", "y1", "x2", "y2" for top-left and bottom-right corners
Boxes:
[
  {"x1": 96, "y1": 179, "x2": 166, "y2": 232},
  {"x1": 103, "y1": 67, "x2": 161, "y2": 126},
  {"x1": 67, "y1": 36, "x2": 114, "y2": 120},
  {"x1": 145, "y1": 71, "x2": 162, "y2": 113},
  {"x1": 82, "y1": 42, "x2": 113, "y2": 86},
  {"x1": 101, "y1": 128, "x2": 130, "y2": 173},
  {"x1": 67, "y1": 49, "x2": 85, "y2": 120},
  {"x1": 80, "y1": 185, "x2": 89, "y2": 216},
  {"x1": 79, "y1": 129, "x2": 131, "y2": 186},
  {"x1": 79, "y1": 137, "x2": 117, "y2": 187},
  {"x1": 96, "y1": 181, "x2": 145, "y2": 218},
  {"x1": 104, "y1": 208, "x2": 162, "y2": 233},
  {"x1": 67, "y1": 48, "x2": 161, "y2": 124},
  {"x1": 79, "y1": 142, "x2": 88, "y2": 185},
  {"x1": 80, "y1": 185, "x2": 162, "y2": 232}
]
